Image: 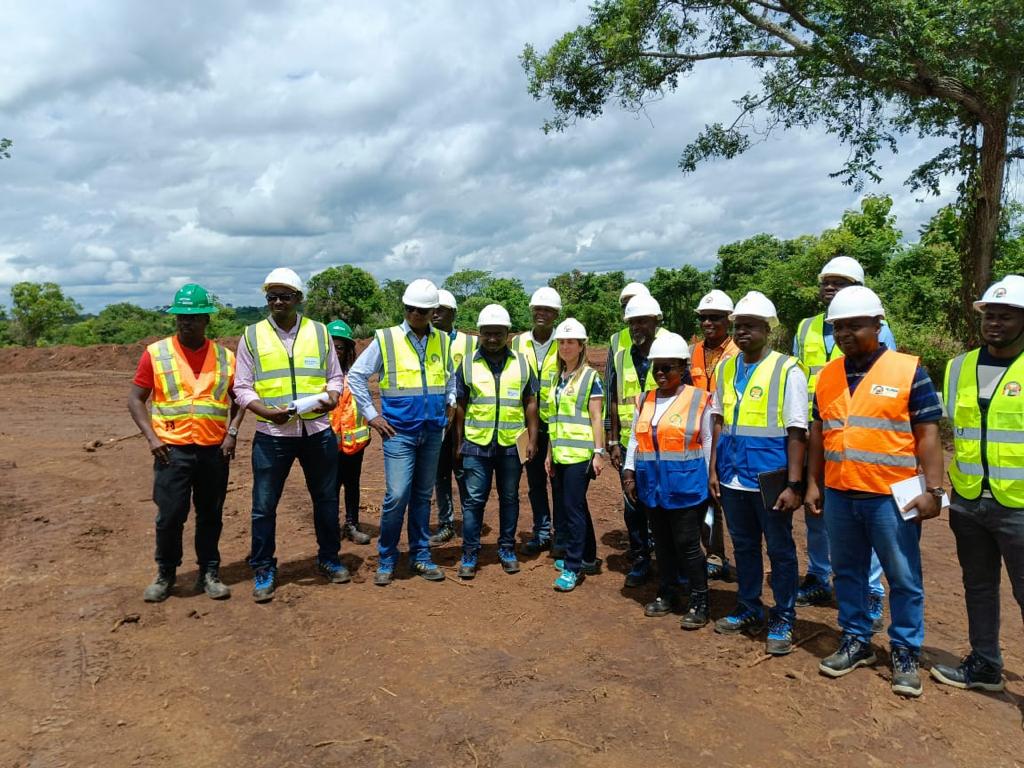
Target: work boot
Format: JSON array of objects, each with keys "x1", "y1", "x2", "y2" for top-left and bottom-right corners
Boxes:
[
  {"x1": 680, "y1": 590, "x2": 709, "y2": 630},
  {"x1": 819, "y1": 635, "x2": 877, "y2": 678},
  {"x1": 890, "y1": 647, "x2": 923, "y2": 698},
  {"x1": 930, "y1": 652, "x2": 1005, "y2": 692},
  {"x1": 796, "y1": 574, "x2": 833, "y2": 607},
  {"x1": 196, "y1": 567, "x2": 230, "y2": 600},
  {"x1": 428, "y1": 525, "x2": 456, "y2": 547},
  {"x1": 520, "y1": 537, "x2": 551, "y2": 556},
  {"x1": 342, "y1": 523, "x2": 371, "y2": 545},
  {"x1": 252, "y1": 567, "x2": 277, "y2": 603},
  {"x1": 458, "y1": 553, "x2": 478, "y2": 580},
  {"x1": 144, "y1": 568, "x2": 176, "y2": 603},
  {"x1": 644, "y1": 595, "x2": 680, "y2": 617},
  {"x1": 868, "y1": 593, "x2": 885, "y2": 634},
  {"x1": 624, "y1": 558, "x2": 651, "y2": 588},
  {"x1": 765, "y1": 616, "x2": 794, "y2": 656},
  {"x1": 498, "y1": 548, "x2": 521, "y2": 574},
  {"x1": 714, "y1": 604, "x2": 765, "y2": 635},
  {"x1": 316, "y1": 558, "x2": 352, "y2": 584},
  {"x1": 706, "y1": 558, "x2": 735, "y2": 583}
]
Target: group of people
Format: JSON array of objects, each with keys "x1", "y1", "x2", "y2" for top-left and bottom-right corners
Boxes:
[{"x1": 128, "y1": 259, "x2": 1024, "y2": 700}]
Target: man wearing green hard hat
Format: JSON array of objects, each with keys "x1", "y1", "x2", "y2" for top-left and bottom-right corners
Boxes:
[{"x1": 128, "y1": 283, "x2": 246, "y2": 604}]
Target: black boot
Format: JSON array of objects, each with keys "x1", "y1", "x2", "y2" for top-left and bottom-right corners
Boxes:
[{"x1": 680, "y1": 590, "x2": 709, "y2": 630}]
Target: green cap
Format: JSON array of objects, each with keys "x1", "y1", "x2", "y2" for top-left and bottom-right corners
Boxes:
[
  {"x1": 327, "y1": 319, "x2": 354, "y2": 340},
  {"x1": 167, "y1": 283, "x2": 218, "y2": 315}
]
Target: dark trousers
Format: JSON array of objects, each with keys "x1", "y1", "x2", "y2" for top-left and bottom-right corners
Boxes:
[
  {"x1": 650, "y1": 504, "x2": 708, "y2": 598},
  {"x1": 950, "y1": 491, "x2": 1024, "y2": 671},
  {"x1": 554, "y1": 460, "x2": 596, "y2": 572},
  {"x1": 336, "y1": 448, "x2": 366, "y2": 526},
  {"x1": 153, "y1": 444, "x2": 229, "y2": 570},
  {"x1": 524, "y1": 427, "x2": 555, "y2": 542},
  {"x1": 701, "y1": 501, "x2": 726, "y2": 561},
  {"x1": 249, "y1": 429, "x2": 341, "y2": 571},
  {"x1": 461, "y1": 453, "x2": 522, "y2": 555},
  {"x1": 434, "y1": 428, "x2": 466, "y2": 529},
  {"x1": 619, "y1": 465, "x2": 652, "y2": 563}
]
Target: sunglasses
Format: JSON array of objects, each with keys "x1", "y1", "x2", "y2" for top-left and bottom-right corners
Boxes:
[
  {"x1": 266, "y1": 291, "x2": 299, "y2": 303},
  {"x1": 404, "y1": 305, "x2": 432, "y2": 315},
  {"x1": 700, "y1": 313, "x2": 729, "y2": 322},
  {"x1": 652, "y1": 361, "x2": 683, "y2": 373}
]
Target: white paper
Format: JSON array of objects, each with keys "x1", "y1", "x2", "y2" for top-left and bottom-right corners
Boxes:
[
  {"x1": 290, "y1": 393, "x2": 330, "y2": 415},
  {"x1": 704, "y1": 504, "x2": 715, "y2": 529},
  {"x1": 890, "y1": 475, "x2": 949, "y2": 521}
]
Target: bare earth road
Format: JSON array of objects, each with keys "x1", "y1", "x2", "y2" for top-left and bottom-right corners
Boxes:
[{"x1": 0, "y1": 345, "x2": 1022, "y2": 768}]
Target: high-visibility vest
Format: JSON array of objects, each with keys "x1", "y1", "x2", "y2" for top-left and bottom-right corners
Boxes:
[
  {"x1": 945, "y1": 349, "x2": 1024, "y2": 507},
  {"x1": 463, "y1": 351, "x2": 529, "y2": 447},
  {"x1": 634, "y1": 387, "x2": 710, "y2": 509},
  {"x1": 512, "y1": 331, "x2": 559, "y2": 423},
  {"x1": 450, "y1": 331, "x2": 478, "y2": 372},
  {"x1": 548, "y1": 366, "x2": 598, "y2": 464},
  {"x1": 817, "y1": 349, "x2": 919, "y2": 495},
  {"x1": 611, "y1": 326, "x2": 668, "y2": 444},
  {"x1": 148, "y1": 337, "x2": 234, "y2": 446},
  {"x1": 795, "y1": 313, "x2": 841, "y2": 418},
  {"x1": 716, "y1": 351, "x2": 799, "y2": 487},
  {"x1": 376, "y1": 325, "x2": 450, "y2": 431},
  {"x1": 329, "y1": 381, "x2": 370, "y2": 455},
  {"x1": 243, "y1": 317, "x2": 330, "y2": 422},
  {"x1": 690, "y1": 337, "x2": 739, "y2": 392}
]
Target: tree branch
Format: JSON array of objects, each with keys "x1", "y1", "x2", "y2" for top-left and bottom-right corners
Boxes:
[
  {"x1": 726, "y1": 1, "x2": 814, "y2": 53},
  {"x1": 639, "y1": 48, "x2": 800, "y2": 61}
]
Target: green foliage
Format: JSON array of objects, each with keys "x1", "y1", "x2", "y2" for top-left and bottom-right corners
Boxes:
[
  {"x1": 443, "y1": 270, "x2": 492, "y2": 305},
  {"x1": 207, "y1": 304, "x2": 245, "y2": 339},
  {"x1": 9, "y1": 281, "x2": 82, "y2": 346},
  {"x1": 231, "y1": 305, "x2": 267, "y2": 326},
  {"x1": 647, "y1": 266, "x2": 711, "y2": 341},
  {"x1": 305, "y1": 265, "x2": 384, "y2": 327},
  {"x1": 0, "y1": 138, "x2": 10, "y2": 160},
  {"x1": 0, "y1": 305, "x2": 12, "y2": 347},
  {"x1": 63, "y1": 303, "x2": 172, "y2": 345},
  {"x1": 548, "y1": 269, "x2": 625, "y2": 344}
]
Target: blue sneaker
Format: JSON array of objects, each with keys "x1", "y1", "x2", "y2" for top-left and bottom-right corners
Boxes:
[
  {"x1": 624, "y1": 558, "x2": 651, "y2": 588},
  {"x1": 796, "y1": 574, "x2": 833, "y2": 607},
  {"x1": 553, "y1": 569, "x2": 581, "y2": 592},
  {"x1": 458, "y1": 553, "x2": 477, "y2": 580},
  {"x1": 554, "y1": 559, "x2": 601, "y2": 575},
  {"x1": 252, "y1": 567, "x2": 276, "y2": 603},
  {"x1": 714, "y1": 604, "x2": 765, "y2": 635},
  {"x1": 316, "y1": 558, "x2": 351, "y2": 584},
  {"x1": 498, "y1": 547, "x2": 520, "y2": 574},
  {"x1": 868, "y1": 593, "x2": 885, "y2": 633},
  {"x1": 766, "y1": 616, "x2": 794, "y2": 655},
  {"x1": 410, "y1": 560, "x2": 445, "y2": 582}
]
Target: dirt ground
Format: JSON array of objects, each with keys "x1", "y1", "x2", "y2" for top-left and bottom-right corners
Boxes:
[{"x1": 1, "y1": 344, "x2": 1022, "y2": 768}]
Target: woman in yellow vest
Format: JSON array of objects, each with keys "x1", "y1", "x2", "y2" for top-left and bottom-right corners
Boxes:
[
  {"x1": 622, "y1": 332, "x2": 714, "y2": 629},
  {"x1": 544, "y1": 318, "x2": 606, "y2": 592},
  {"x1": 932, "y1": 277, "x2": 1024, "y2": 693},
  {"x1": 327, "y1": 320, "x2": 372, "y2": 545}
]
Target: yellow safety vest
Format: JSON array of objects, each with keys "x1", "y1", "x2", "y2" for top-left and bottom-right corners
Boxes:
[
  {"x1": 512, "y1": 331, "x2": 559, "y2": 423},
  {"x1": 244, "y1": 317, "x2": 330, "y2": 422},
  {"x1": 450, "y1": 331, "x2": 478, "y2": 371},
  {"x1": 376, "y1": 325, "x2": 450, "y2": 430},
  {"x1": 611, "y1": 326, "x2": 667, "y2": 444},
  {"x1": 548, "y1": 366, "x2": 598, "y2": 464},
  {"x1": 945, "y1": 349, "x2": 1024, "y2": 507},
  {"x1": 463, "y1": 351, "x2": 528, "y2": 447},
  {"x1": 794, "y1": 313, "x2": 840, "y2": 419}
]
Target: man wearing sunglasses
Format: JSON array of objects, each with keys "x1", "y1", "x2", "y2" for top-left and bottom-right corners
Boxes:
[
  {"x1": 234, "y1": 268, "x2": 346, "y2": 603},
  {"x1": 347, "y1": 278, "x2": 456, "y2": 585}
]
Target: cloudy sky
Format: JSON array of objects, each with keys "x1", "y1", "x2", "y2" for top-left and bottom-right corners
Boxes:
[{"x1": 0, "y1": 0, "x2": 960, "y2": 312}]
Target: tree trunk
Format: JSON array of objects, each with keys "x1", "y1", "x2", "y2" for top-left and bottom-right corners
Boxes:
[{"x1": 960, "y1": 114, "x2": 1009, "y2": 346}]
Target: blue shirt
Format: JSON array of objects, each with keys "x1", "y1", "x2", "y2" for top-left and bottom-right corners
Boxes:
[
  {"x1": 457, "y1": 348, "x2": 539, "y2": 457},
  {"x1": 793, "y1": 318, "x2": 897, "y2": 358}
]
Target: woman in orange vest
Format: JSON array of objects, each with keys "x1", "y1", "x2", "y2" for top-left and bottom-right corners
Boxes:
[
  {"x1": 328, "y1": 320, "x2": 373, "y2": 544},
  {"x1": 623, "y1": 332, "x2": 714, "y2": 629}
]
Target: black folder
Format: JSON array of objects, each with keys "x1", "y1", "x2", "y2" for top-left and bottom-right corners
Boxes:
[{"x1": 757, "y1": 469, "x2": 788, "y2": 511}]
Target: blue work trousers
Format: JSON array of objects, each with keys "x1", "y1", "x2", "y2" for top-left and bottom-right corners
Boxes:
[{"x1": 378, "y1": 429, "x2": 444, "y2": 567}]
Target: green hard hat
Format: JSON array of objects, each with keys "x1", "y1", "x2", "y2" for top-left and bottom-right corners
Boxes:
[
  {"x1": 327, "y1": 319, "x2": 354, "y2": 339},
  {"x1": 167, "y1": 283, "x2": 218, "y2": 315}
]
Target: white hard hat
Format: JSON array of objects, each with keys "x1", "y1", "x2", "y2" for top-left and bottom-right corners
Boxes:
[
  {"x1": 263, "y1": 267, "x2": 304, "y2": 293},
  {"x1": 477, "y1": 303, "x2": 511, "y2": 328},
  {"x1": 402, "y1": 278, "x2": 440, "y2": 309},
  {"x1": 553, "y1": 317, "x2": 587, "y2": 340},
  {"x1": 620, "y1": 282, "x2": 650, "y2": 302},
  {"x1": 695, "y1": 289, "x2": 734, "y2": 314},
  {"x1": 530, "y1": 286, "x2": 562, "y2": 310},
  {"x1": 624, "y1": 294, "x2": 662, "y2": 320},
  {"x1": 826, "y1": 285, "x2": 886, "y2": 321},
  {"x1": 974, "y1": 276, "x2": 1024, "y2": 311},
  {"x1": 819, "y1": 256, "x2": 865, "y2": 285},
  {"x1": 648, "y1": 332, "x2": 690, "y2": 361},
  {"x1": 730, "y1": 291, "x2": 779, "y2": 328},
  {"x1": 436, "y1": 289, "x2": 458, "y2": 310}
]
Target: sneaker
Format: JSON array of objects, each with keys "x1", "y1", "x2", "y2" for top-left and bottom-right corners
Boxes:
[
  {"x1": 644, "y1": 595, "x2": 680, "y2": 617},
  {"x1": 373, "y1": 564, "x2": 394, "y2": 586},
  {"x1": 520, "y1": 537, "x2": 551, "y2": 556},
  {"x1": 410, "y1": 560, "x2": 445, "y2": 582},
  {"x1": 428, "y1": 525, "x2": 456, "y2": 547},
  {"x1": 196, "y1": 567, "x2": 230, "y2": 600},
  {"x1": 706, "y1": 559, "x2": 735, "y2": 583},
  {"x1": 680, "y1": 590, "x2": 709, "y2": 630},
  {"x1": 458, "y1": 554, "x2": 477, "y2": 580},
  {"x1": 143, "y1": 568, "x2": 175, "y2": 603},
  {"x1": 891, "y1": 646, "x2": 923, "y2": 697},
  {"x1": 930, "y1": 652, "x2": 1005, "y2": 692},
  {"x1": 766, "y1": 616, "x2": 794, "y2": 655},
  {"x1": 624, "y1": 558, "x2": 651, "y2": 588},
  {"x1": 342, "y1": 523, "x2": 371, "y2": 545},
  {"x1": 252, "y1": 567, "x2": 277, "y2": 603},
  {"x1": 714, "y1": 604, "x2": 765, "y2": 635},
  {"x1": 796, "y1": 574, "x2": 833, "y2": 607},
  {"x1": 819, "y1": 634, "x2": 877, "y2": 677},
  {"x1": 498, "y1": 548, "x2": 520, "y2": 574},
  {"x1": 868, "y1": 593, "x2": 885, "y2": 634},
  {"x1": 553, "y1": 570, "x2": 581, "y2": 592},
  {"x1": 316, "y1": 558, "x2": 351, "y2": 584},
  {"x1": 553, "y1": 559, "x2": 601, "y2": 575}
]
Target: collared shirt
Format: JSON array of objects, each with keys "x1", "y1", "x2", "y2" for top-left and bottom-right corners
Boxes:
[
  {"x1": 792, "y1": 318, "x2": 897, "y2": 358},
  {"x1": 456, "y1": 348, "x2": 539, "y2": 457},
  {"x1": 347, "y1": 320, "x2": 457, "y2": 423},
  {"x1": 234, "y1": 314, "x2": 344, "y2": 438}
]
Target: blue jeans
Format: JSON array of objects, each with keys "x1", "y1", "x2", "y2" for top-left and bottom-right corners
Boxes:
[
  {"x1": 461, "y1": 453, "x2": 522, "y2": 556},
  {"x1": 554, "y1": 460, "x2": 596, "y2": 573},
  {"x1": 249, "y1": 429, "x2": 340, "y2": 571},
  {"x1": 824, "y1": 488, "x2": 924, "y2": 650},
  {"x1": 805, "y1": 508, "x2": 886, "y2": 596},
  {"x1": 721, "y1": 486, "x2": 798, "y2": 623},
  {"x1": 379, "y1": 429, "x2": 444, "y2": 567},
  {"x1": 435, "y1": 428, "x2": 466, "y2": 528},
  {"x1": 524, "y1": 427, "x2": 554, "y2": 542}
]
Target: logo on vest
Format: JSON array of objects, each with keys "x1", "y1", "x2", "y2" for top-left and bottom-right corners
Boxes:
[
  {"x1": 870, "y1": 384, "x2": 899, "y2": 398},
  {"x1": 454, "y1": 354, "x2": 464, "y2": 367},
  {"x1": 1003, "y1": 381, "x2": 1021, "y2": 397},
  {"x1": 303, "y1": 356, "x2": 319, "y2": 368},
  {"x1": 506, "y1": 388, "x2": 518, "y2": 398},
  {"x1": 430, "y1": 354, "x2": 440, "y2": 364},
  {"x1": 668, "y1": 413, "x2": 684, "y2": 426},
  {"x1": 747, "y1": 386, "x2": 764, "y2": 401}
]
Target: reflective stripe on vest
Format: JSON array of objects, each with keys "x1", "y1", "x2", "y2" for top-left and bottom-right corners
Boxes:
[
  {"x1": 549, "y1": 366, "x2": 597, "y2": 464},
  {"x1": 376, "y1": 325, "x2": 450, "y2": 431},
  {"x1": 945, "y1": 349, "x2": 1024, "y2": 507},
  {"x1": 450, "y1": 331, "x2": 478, "y2": 372},
  {"x1": 244, "y1": 317, "x2": 329, "y2": 421},
  {"x1": 463, "y1": 351, "x2": 528, "y2": 447},
  {"x1": 796, "y1": 313, "x2": 841, "y2": 418},
  {"x1": 612, "y1": 326, "x2": 667, "y2": 444},
  {"x1": 330, "y1": 381, "x2": 370, "y2": 455},
  {"x1": 690, "y1": 337, "x2": 739, "y2": 393},
  {"x1": 149, "y1": 337, "x2": 234, "y2": 446},
  {"x1": 512, "y1": 332, "x2": 559, "y2": 423},
  {"x1": 634, "y1": 386, "x2": 710, "y2": 509},
  {"x1": 818, "y1": 349, "x2": 919, "y2": 494}
]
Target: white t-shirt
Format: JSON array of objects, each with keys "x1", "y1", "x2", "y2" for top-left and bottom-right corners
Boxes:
[{"x1": 623, "y1": 390, "x2": 713, "y2": 471}]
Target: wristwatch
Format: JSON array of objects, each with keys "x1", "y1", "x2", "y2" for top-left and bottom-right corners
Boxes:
[
  {"x1": 926, "y1": 486, "x2": 944, "y2": 499},
  {"x1": 593, "y1": 448, "x2": 606, "y2": 456},
  {"x1": 227, "y1": 426, "x2": 239, "y2": 438},
  {"x1": 786, "y1": 480, "x2": 805, "y2": 493}
]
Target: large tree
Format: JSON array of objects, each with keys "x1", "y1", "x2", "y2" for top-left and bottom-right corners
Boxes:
[
  {"x1": 9, "y1": 281, "x2": 81, "y2": 346},
  {"x1": 304, "y1": 265, "x2": 384, "y2": 327},
  {"x1": 523, "y1": 0, "x2": 1024, "y2": 341}
]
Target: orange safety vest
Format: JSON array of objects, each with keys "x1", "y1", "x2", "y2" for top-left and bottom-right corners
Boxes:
[
  {"x1": 148, "y1": 337, "x2": 234, "y2": 447},
  {"x1": 690, "y1": 337, "x2": 739, "y2": 392},
  {"x1": 634, "y1": 386, "x2": 710, "y2": 509},
  {"x1": 817, "y1": 349, "x2": 919, "y2": 495},
  {"x1": 330, "y1": 381, "x2": 370, "y2": 455}
]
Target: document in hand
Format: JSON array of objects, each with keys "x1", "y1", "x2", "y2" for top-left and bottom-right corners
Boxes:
[
  {"x1": 290, "y1": 393, "x2": 330, "y2": 415},
  {"x1": 515, "y1": 429, "x2": 530, "y2": 464},
  {"x1": 757, "y1": 469, "x2": 788, "y2": 511},
  {"x1": 890, "y1": 475, "x2": 950, "y2": 521}
]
